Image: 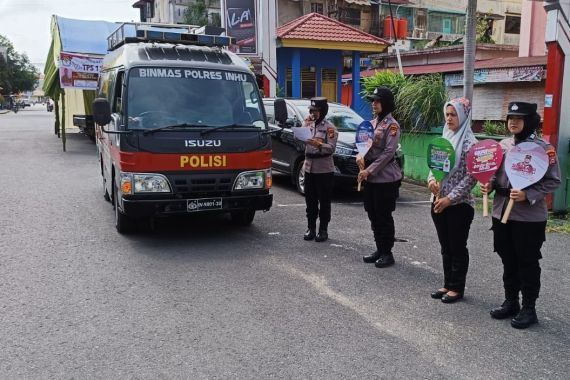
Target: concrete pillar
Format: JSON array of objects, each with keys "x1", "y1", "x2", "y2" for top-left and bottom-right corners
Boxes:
[
  {"x1": 351, "y1": 51, "x2": 361, "y2": 112},
  {"x1": 292, "y1": 48, "x2": 301, "y2": 98}
]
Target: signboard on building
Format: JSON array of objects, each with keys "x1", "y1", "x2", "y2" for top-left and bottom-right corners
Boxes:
[
  {"x1": 445, "y1": 66, "x2": 545, "y2": 87},
  {"x1": 59, "y1": 52, "x2": 102, "y2": 90},
  {"x1": 223, "y1": 0, "x2": 258, "y2": 55}
]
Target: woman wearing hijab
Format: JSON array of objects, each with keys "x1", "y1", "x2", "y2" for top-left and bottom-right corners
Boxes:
[
  {"x1": 358, "y1": 87, "x2": 403, "y2": 268},
  {"x1": 428, "y1": 97, "x2": 478, "y2": 303},
  {"x1": 480, "y1": 102, "x2": 560, "y2": 329}
]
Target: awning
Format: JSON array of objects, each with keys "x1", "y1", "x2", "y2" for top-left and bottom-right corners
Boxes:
[
  {"x1": 345, "y1": 0, "x2": 371, "y2": 5},
  {"x1": 428, "y1": 8, "x2": 466, "y2": 15}
]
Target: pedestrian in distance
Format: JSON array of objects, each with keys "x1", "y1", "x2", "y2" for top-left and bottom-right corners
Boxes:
[
  {"x1": 302, "y1": 97, "x2": 338, "y2": 243},
  {"x1": 358, "y1": 87, "x2": 402, "y2": 268},
  {"x1": 480, "y1": 101, "x2": 561, "y2": 329},
  {"x1": 428, "y1": 97, "x2": 478, "y2": 303}
]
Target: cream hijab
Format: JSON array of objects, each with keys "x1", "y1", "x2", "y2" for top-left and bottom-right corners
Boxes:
[{"x1": 442, "y1": 97, "x2": 477, "y2": 173}]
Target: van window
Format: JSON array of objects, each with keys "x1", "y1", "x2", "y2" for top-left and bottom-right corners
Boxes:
[
  {"x1": 112, "y1": 71, "x2": 124, "y2": 114},
  {"x1": 126, "y1": 67, "x2": 266, "y2": 130}
]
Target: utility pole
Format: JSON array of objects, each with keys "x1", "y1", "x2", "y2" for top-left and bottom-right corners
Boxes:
[{"x1": 463, "y1": 0, "x2": 477, "y2": 102}]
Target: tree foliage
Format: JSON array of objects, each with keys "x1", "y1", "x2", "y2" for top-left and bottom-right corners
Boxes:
[
  {"x1": 0, "y1": 34, "x2": 39, "y2": 95},
  {"x1": 476, "y1": 14, "x2": 495, "y2": 44},
  {"x1": 362, "y1": 71, "x2": 447, "y2": 132},
  {"x1": 183, "y1": 0, "x2": 221, "y2": 27}
]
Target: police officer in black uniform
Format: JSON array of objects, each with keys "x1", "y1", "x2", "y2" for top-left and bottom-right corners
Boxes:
[
  {"x1": 302, "y1": 97, "x2": 338, "y2": 242},
  {"x1": 481, "y1": 102, "x2": 561, "y2": 329}
]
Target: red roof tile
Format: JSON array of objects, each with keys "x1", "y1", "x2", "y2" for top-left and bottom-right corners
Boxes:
[{"x1": 277, "y1": 13, "x2": 389, "y2": 46}]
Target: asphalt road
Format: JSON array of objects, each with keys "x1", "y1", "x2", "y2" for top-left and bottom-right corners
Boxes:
[{"x1": 1, "y1": 105, "x2": 568, "y2": 379}]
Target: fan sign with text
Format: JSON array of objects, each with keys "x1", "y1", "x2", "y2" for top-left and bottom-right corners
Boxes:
[
  {"x1": 504, "y1": 141, "x2": 548, "y2": 190},
  {"x1": 467, "y1": 140, "x2": 503, "y2": 184},
  {"x1": 355, "y1": 121, "x2": 375, "y2": 156},
  {"x1": 427, "y1": 137, "x2": 456, "y2": 182}
]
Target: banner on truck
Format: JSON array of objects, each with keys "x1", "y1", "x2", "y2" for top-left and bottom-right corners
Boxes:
[{"x1": 59, "y1": 52, "x2": 103, "y2": 90}]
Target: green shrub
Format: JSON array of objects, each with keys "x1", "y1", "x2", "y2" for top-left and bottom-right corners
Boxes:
[
  {"x1": 482, "y1": 120, "x2": 507, "y2": 136},
  {"x1": 362, "y1": 71, "x2": 447, "y2": 132}
]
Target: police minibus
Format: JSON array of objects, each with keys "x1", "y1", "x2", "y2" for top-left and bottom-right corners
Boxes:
[{"x1": 92, "y1": 23, "x2": 272, "y2": 233}]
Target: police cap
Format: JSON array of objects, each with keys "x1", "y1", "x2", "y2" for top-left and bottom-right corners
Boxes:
[
  {"x1": 506, "y1": 102, "x2": 537, "y2": 117},
  {"x1": 309, "y1": 97, "x2": 328, "y2": 112}
]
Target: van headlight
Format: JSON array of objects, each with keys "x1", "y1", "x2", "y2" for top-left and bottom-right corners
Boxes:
[
  {"x1": 233, "y1": 170, "x2": 271, "y2": 190},
  {"x1": 120, "y1": 172, "x2": 172, "y2": 194}
]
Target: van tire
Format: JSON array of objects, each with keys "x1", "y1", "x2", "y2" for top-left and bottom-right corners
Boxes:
[
  {"x1": 114, "y1": 185, "x2": 135, "y2": 234},
  {"x1": 294, "y1": 159, "x2": 305, "y2": 195},
  {"x1": 230, "y1": 210, "x2": 255, "y2": 226}
]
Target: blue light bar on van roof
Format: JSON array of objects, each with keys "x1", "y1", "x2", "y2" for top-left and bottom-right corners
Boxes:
[{"x1": 107, "y1": 22, "x2": 235, "y2": 51}]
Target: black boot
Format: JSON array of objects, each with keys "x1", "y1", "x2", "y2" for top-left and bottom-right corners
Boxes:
[
  {"x1": 363, "y1": 251, "x2": 381, "y2": 263},
  {"x1": 374, "y1": 253, "x2": 395, "y2": 268},
  {"x1": 511, "y1": 306, "x2": 538, "y2": 329},
  {"x1": 315, "y1": 225, "x2": 328, "y2": 242},
  {"x1": 303, "y1": 228, "x2": 316, "y2": 241},
  {"x1": 490, "y1": 299, "x2": 520, "y2": 320}
]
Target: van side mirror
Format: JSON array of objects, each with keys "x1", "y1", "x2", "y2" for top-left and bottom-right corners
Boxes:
[
  {"x1": 92, "y1": 98, "x2": 112, "y2": 126},
  {"x1": 274, "y1": 98, "x2": 287, "y2": 125}
]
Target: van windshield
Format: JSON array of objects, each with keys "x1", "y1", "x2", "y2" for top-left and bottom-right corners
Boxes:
[{"x1": 127, "y1": 67, "x2": 266, "y2": 130}]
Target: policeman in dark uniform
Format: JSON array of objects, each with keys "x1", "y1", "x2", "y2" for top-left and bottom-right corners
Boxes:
[
  {"x1": 302, "y1": 97, "x2": 338, "y2": 242},
  {"x1": 481, "y1": 102, "x2": 561, "y2": 329}
]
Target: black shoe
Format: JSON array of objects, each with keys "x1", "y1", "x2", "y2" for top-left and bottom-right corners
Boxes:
[
  {"x1": 441, "y1": 292, "x2": 463, "y2": 303},
  {"x1": 315, "y1": 229, "x2": 328, "y2": 242},
  {"x1": 511, "y1": 307, "x2": 538, "y2": 329},
  {"x1": 303, "y1": 228, "x2": 316, "y2": 241},
  {"x1": 431, "y1": 289, "x2": 448, "y2": 299},
  {"x1": 374, "y1": 253, "x2": 395, "y2": 268},
  {"x1": 490, "y1": 300, "x2": 520, "y2": 320},
  {"x1": 363, "y1": 251, "x2": 381, "y2": 263}
]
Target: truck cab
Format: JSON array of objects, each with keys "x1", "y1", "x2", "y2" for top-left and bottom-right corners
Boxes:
[{"x1": 93, "y1": 24, "x2": 272, "y2": 233}]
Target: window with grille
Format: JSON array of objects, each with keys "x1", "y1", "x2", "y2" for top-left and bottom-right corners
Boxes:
[
  {"x1": 286, "y1": 68, "x2": 316, "y2": 98},
  {"x1": 311, "y1": 3, "x2": 324, "y2": 14},
  {"x1": 339, "y1": 8, "x2": 361, "y2": 26},
  {"x1": 505, "y1": 15, "x2": 521, "y2": 34}
]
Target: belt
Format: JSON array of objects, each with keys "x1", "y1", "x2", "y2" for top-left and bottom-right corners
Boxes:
[
  {"x1": 495, "y1": 187, "x2": 511, "y2": 196},
  {"x1": 305, "y1": 153, "x2": 332, "y2": 158}
]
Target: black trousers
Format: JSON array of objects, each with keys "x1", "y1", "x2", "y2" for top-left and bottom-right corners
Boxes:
[
  {"x1": 304, "y1": 172, "x2": 334, "y2": 229},
  {"x1": 363, "y1": 181, "x2": 400, "y2": 254},
  {"x1": 491, "y1": 218, "x2": 545, "y2": 307},
  {"x1": 431, "y1": 202, "x2": 474, "y2": 294}
]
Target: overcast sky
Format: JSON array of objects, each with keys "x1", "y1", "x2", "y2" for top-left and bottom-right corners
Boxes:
[{"x1": 0, "y1": 0, "x2": 140, "y2": 71}]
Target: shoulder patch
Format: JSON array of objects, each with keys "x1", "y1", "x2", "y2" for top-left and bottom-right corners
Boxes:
[
  {"x1": 389, "y1": 124, "x2": 398, "y2": 136},
  {"x1": 327, "y1": 127, "x2": 336, "y2": 139},
  {"x1": 546, "y1": 146, "x2": 557, "y2": 165}
]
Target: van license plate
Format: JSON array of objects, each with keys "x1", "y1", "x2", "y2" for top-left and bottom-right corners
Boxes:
[{"x1": 187, "y1": 198, "x2": 223, "y2": 212}]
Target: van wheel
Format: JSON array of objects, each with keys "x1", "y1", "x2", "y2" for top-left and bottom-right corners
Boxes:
[
  {"x1": 230, "y1": 210, "x2": 255, "y2": 226},
  {"x1": 294, "y1": 160, "x2": 305, "y2": 195},
  {"x1": 114, "y1": 186, "x2": 135, "y2": 234},
  {"x1": 103, "y1": 178, "x2": 111, "y2": 202}
]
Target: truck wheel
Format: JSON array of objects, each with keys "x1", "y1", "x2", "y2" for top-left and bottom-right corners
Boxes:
[
  {"x1": 294, "y1": 159, "x2": 306, "y2": 195},
  {"x1": 114, "y1": 186, "x2": 135, "y2": 234},
  {"x1": 230, "y1": 210, "x2": 255, "y2": 226}
]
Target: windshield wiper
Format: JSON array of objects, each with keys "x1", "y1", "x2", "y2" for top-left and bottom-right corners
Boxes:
[
  {"x1": 200, "y1": 123, "x2": 256, "y2": 136},
  {"x1": 142, "y1": 123, "x2": 204, "y2": 136}
]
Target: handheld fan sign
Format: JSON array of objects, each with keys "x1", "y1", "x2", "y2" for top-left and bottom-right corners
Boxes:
[
  {"x1": 427, "y1": 137, "x2": 455, "y2": 183},
  {"x1": 355, "y1": 121, "x2": 375, "y2": 191},
  {"x1": 501, "y1": 141, "x2": 548, "y2": 223},
  {"x1": 467, "y1": 140, "x2": 504, "y2": 216}
]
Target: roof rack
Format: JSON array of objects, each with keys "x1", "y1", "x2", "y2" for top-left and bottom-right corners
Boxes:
[{"x1": 107, "y1": 22, "x2": 235, "y2": 51}]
